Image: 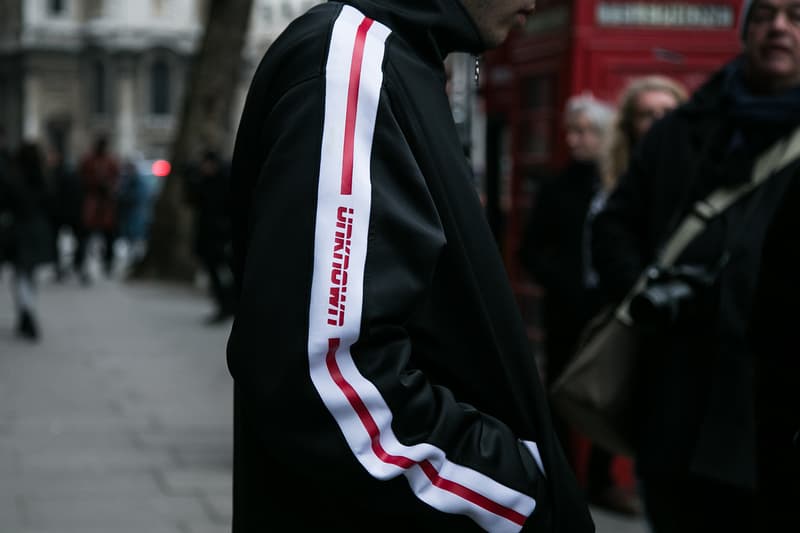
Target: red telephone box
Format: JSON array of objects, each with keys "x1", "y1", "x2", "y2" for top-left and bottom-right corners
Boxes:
[
  {"x1": 483, "y1": 0, "x2": 745, "y2": 331},
  {"x1": 481, "y1": 0, "x2": 745, "y2": 488}
]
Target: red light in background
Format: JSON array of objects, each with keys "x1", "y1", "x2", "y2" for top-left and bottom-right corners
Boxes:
[{"x1": 152, "y1": 159, "x2": 171, "y2": 177}]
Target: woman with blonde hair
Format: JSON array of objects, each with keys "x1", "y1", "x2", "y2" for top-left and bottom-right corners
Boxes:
[{"x1": 601, "y1": 76, "x2": 688, "y2": 192}]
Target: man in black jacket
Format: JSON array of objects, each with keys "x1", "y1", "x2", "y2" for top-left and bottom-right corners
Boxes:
[
  {"x1": 227, "y1": 1, "x2": 593, "y2": 531},
  {"x1": 592, "y1": 0, "x2": 800, "y2": 531}
]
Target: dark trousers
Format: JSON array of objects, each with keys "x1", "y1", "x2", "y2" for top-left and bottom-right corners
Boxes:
[
  {"x1": 640, "y1": 474, "x2": 755, "y2": 533},
  {"x1": 75, "y1": 227, "x2": 115, "y2": 273},
  {"x1": 202, "y1": 255, "x2": 235, "y2": 314},
  {"x1": 586, "y1": 446, "x2": 614, "y2": 493}
]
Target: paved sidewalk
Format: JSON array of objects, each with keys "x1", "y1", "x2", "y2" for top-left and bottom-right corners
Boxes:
[
  {"x1": 0, "y1": 276, "x2": 233, "y2": 533},
  {"x1": 0, "y1": 276, "x2": 647, "y2": 533}
]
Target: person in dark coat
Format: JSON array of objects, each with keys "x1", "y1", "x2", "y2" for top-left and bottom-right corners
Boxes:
[
  {"x1": 186, "y1": 150, "x2": 235, "y2": 324},
  {"x1": 76, "y1": 135, "x2": 120, "y2": 282},
  {"x1": 520, "y1": 96, "x2": 613, "y2": 375},
  {"x1": 0, "y1": 133, "x2": 13, "y2": 268},
  {"x1": 117, "y1": 160, "x2": 152, "y2": 265},
  {"x1": 591, "y1": 1, "x2": 800, "y2": 530},
  {"x1": 45, "y1": 145, "x2": 83, "y2": 280},
  {"x1": 520, "y1": 94, "x2": 642, "y2": 515},
  {"x1": 750, "y1": 168, "x2": 800, "y2": 531},
  {"x1": 2, "y1": 142, "x2": 54, "y2": 340}
]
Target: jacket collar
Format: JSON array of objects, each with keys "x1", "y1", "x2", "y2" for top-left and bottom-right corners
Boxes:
[
  {"x1": 680, "y1": 63, "x2": 729, "y2": 117},
  {"x1": 335, "y1": 0, "x2": 486, "y2": 59}
]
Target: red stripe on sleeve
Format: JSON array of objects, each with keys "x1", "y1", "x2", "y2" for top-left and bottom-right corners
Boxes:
[
  {"x1": 325, "y1": 338, "x2": 527, "y2": 526},
  {"x1": 340, "y1": 17, "x2": 374, "y2": 196}
]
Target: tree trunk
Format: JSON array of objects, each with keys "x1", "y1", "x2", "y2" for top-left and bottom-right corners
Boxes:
[{"x1": 131, "y1": 0, "x2": 254, "y2": 281}]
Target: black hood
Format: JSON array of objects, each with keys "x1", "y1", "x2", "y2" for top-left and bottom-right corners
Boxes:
[{"x1": 336, "y1": 0, "x2": 486, "y2": 58}]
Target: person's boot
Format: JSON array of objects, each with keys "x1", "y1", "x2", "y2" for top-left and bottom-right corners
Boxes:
[
  {"x1": 16, "y1": 310, "x2": 40, "y2": 341},
  {"x1": 104, "y1": 259, "x2": 114, "y2": 278},
  {"x1": 54, "y1": 265, "x2": 66, "y2": 283}
]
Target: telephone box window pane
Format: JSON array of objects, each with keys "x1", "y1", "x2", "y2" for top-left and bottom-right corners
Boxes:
[
  {"x1": 522, "y1": 118, "x2": 551, "y2": 158},
  {"x1": 523, "y1": 75, "x2": 553, "y2": 111}
]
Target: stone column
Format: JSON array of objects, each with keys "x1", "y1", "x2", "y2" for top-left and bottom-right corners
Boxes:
[
  {"x1": 115, "y1": 53, "x2": 137, "y2": 158},
  {"x1": 22, "y1": 70, "x2": 41, "y2": 141}
]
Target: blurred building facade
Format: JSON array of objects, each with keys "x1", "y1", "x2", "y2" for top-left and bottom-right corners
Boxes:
[{"x1": 0, "y1": 0, "x2": 320, "y2": 163}]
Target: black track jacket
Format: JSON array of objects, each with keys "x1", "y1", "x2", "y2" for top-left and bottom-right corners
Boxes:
[{"x1": 227, "y1": 1, "x2": 593, "y2": 531}]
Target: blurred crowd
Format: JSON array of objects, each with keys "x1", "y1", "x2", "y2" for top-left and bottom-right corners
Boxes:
[{"x1": 0, "y1": 132, "x2": 235, "y2": 341}]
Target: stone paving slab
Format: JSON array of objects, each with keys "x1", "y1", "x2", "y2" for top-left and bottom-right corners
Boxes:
[
  {"x1": 0, "y1": 471, "x2": 162, "y2": 496},
  {"x1": 24, "y1": 494, "x2": 209, "y2": 529},
  {"x1": 158, "y1": 469, "x2": 232, "y2": 496},
  {"x1": 0, "y1": 275, "x2": 234, "y2": 533},
  {"x1": 16, "y1": 529, "x2": 181, "y2": 533}
]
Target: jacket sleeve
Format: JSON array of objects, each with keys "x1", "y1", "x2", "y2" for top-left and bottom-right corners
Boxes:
[{"x1": 228, "y1": 14, "x2": 550, "y2": 533}]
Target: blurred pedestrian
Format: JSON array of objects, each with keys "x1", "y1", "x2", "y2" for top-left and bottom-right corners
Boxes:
[
  {"x1": 519, "y1": 94, "x2": 641, "y2": 515},
  {"x1": 117, "y1": 159, "x2": 151, "y2": 266},
  {"x1": 76, "y1": 135, "x2": 120, "y2": 283},
  {"x1": 185, "y1": 150, "x2": 235, "y2": 324},
  {"x1": 45, "y1": 145, "x2": 83, "y2": 281},
  {"x1": 0, "y1": 128, "x2": 13, "y2": 271},
  {"x1": 592, "y1": 0, "x2": 800, "y2": 530},
  {"x1": 1, "y1": 142, "x2": 54, "y2": 340},
  {"x1": 566, "y1": 75, "x2": 687, "y2": 518},
  {"x1": 227, "y1": 1, "x2": 594, "y2": 532}
]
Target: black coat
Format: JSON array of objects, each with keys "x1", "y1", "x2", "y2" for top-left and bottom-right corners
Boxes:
[
  {"x1": 592, "y1": 62, "x2": 800, "y2": 489},
  {"x1": 50, "y1": 164, "x2": 83, "y2": 228},
  {"x1": 519, "y1": 161, "x2": 603, "y2": 381},
  {"x1": 0, "y1": 153, "x2": 54, "y2": 270},
  {"x1": 0, "y1": 153, "x2": 13, "y2": 263},
  {"x1": 751, "y1": 173, "x2": 800, "y2": 528},
  {"x1": 186, "y1": 165, "x2": 232, "y2": 261}
]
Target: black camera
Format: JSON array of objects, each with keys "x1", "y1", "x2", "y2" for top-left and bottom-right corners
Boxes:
[{"x1": 629, "y1": 263, "x2": 719, "y2": 328}]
